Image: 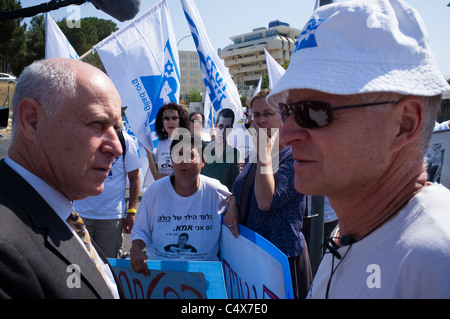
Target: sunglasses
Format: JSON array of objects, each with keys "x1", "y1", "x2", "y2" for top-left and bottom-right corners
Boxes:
[
  {"x1": 162, "y1": 116, "x2": 179, "y2": 122},
  {"x1": 278, "y1": 100, "x2": 399, "y2": 128}
]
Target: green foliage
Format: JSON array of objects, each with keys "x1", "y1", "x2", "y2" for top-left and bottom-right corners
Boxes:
[
  {"x1": 261, "y1": 74, "x2": 269, "y2": 90},
  {"x1": 58, "y1": 17, "x2": 118, "y2": 70},
  {"x1": 184, "y1": 88, "x2": 203, "y2": 103},
  {"x1": 0, "y1": 0, "x2": 118, "y2": 75},
  {"x1": 0, "y1": 0, "x2": 27, "y2": 74}
]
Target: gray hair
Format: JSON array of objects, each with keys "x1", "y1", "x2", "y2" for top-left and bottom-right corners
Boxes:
[
  {"x1": 12, "y1": 59, "x2": 78, "y2": 130},
  {"x1": 358, "y1": 92, "x2": 441, "y2": 156}
]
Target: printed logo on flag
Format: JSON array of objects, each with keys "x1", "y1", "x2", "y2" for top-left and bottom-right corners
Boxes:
[
  {"x1": 183, "y1": 8, "x2": 229, "y2": 118},
  {"x1": 294, "y1": 18, "x2": 324, "y2": 53},
  {"x1": 130, "y1": 40, "x2": 180, "y2": 148}
]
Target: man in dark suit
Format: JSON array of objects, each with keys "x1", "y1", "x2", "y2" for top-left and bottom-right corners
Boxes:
[{"x1": 0, "y1": 58, "x2": 124, "y2": 298}]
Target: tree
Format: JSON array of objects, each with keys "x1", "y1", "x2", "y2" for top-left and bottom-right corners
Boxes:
[
  {"x1": 24, "y1": 15, "x2": 45, "y2": 68},
  {"x1": 184, "y1": 88, "x2": 203, "y2": 104},
  {"x1": 60, "y1": 17, "x2": 118, "y2": 70},
  {"x1": 0, "y1": 2, "x2": 118, "y2": 75},
  {"x1": 0, "y1": 0, "x2": 27, "y2": 74}
]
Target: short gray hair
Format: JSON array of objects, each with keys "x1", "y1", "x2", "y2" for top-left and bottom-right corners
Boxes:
[
  {"x1": 357, "y1": 92, "x2": 441, "y2": 155},
  {"x1": 12, "y1": 59, "x2": 78, "y2": 129}
]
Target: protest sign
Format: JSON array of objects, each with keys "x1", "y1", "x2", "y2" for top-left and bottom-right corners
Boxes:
[
  {"x1": 426, "y1": 129, "x2": 450, "y2": 188},
  {"x1": 108, "y1": 259, "x2": 227, "y2": 299},
  {"x1": 220, "y1": 223, "x2": 294, "y2": 299},
  {"x1": 109, "y1": 223, "x2": 293, "y2": 299}
]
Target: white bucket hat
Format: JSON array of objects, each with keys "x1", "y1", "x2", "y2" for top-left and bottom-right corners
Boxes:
[{"x1": 267, "y1": 0, "x2": 450, "y2": 106}]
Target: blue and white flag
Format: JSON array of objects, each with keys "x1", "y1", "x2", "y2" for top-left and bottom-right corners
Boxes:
[
  {"x1": 264, "y1": 49, "x2": 285, "y2": 89},
  {"x1": 94, "y1": 0, "x2": 180, "y2": 151},
  {"x1": 45, "y1": 13, "x2": 79, "y2": 59},
  {"x1": 181, "y1": 0, "x2": 243, "y2": 128}
]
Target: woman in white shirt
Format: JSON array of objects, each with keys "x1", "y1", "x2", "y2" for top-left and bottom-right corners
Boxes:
[{"x1": 146, "y1": 102, "x2": 189, "y2": 180}]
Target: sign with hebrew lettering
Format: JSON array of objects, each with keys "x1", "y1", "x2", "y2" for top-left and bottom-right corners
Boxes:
[
  {"x1": 108, "y1": 259, "x2": 226, "y2": 299},
  {"x1": 220, "y1": 223, "x2": 294, "y2": 299}
]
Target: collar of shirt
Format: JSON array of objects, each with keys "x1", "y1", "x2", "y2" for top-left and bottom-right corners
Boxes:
[
  {"x1": 4, "y1": 157, "x2": 73, "y2": 221},
  {"x1": 4, "y1": 157, "x2": 120, "y2": 298}
]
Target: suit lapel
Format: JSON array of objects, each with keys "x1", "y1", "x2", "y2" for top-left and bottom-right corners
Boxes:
[{"x1": 0, "y1": 160, "x2": 114, "y2": 298}]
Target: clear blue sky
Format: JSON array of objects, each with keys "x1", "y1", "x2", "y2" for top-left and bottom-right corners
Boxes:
[{"x1": 20, "y1": 0, "x2": 450, "y2": 78}]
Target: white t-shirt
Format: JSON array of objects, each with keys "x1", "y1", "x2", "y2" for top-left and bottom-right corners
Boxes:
[
  {"x1": 73, "y1": 130, "x2": 142, "y2": 219},
  {"x1": 131, "y1": 174, "x2": 230, "y2": 261},
  {"x1": 154, "y1": 138, "x2": 173, "y2": 176},
  {"x1": 308, "y1": 183, "x2": 450, "y2": 299}
]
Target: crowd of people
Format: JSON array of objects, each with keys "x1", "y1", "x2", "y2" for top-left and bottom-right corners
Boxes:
[{"x1": 1, "y1": 0, "x2": 450, "y2": 299}]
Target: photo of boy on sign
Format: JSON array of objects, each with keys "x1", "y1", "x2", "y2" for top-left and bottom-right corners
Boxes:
[{"x1": 164, "y1": 233, "x2": 198, "y2": 253}]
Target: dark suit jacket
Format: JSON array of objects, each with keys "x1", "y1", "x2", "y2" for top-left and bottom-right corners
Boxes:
[{"x1": 0, "y1": 159, "x2": 123, "y2": 299}]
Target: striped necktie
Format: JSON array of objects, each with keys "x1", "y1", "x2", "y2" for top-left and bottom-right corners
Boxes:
[{"x1": 66, "y1": 211, "x2": 108, "y2": 282}]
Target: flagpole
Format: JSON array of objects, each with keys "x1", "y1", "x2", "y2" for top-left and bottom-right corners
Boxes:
[
  {"x1": 210, "y1": 103, "x2": 214, "y2": 126},
  {"x1": 78, "y1": 48, "x2": 93, "y2": 61}
]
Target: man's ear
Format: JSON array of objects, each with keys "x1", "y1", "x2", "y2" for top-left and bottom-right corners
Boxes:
[
  {"x1": 16, "y1": 98, "x2": 43, "y2": 140},
  {"x1": 390, "y1": 97, "x2": 424, "y2": 153}
]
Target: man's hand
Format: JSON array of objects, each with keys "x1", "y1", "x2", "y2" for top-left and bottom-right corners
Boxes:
[
  {"x1": 122, "y1": 213, "x2": 135, "y2": 234},
  {"x1": 130, "y1": 240, "x2": 150, "y2": 276}
]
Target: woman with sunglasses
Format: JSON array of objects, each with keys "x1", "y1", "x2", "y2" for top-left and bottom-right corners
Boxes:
[
  {"x1": 146, "y1": 102, "x2": 189, "y2": 181},
  {"x1": 224, "y1": 89, "x2": 312, "y2": 299}
]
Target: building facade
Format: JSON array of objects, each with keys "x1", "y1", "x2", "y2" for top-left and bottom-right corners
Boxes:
[
  {"x1": 220, "y1": 20, "x2": 300, "y2": 91},
  {"x1": 178, "y1": 50, "x2": 206, "y2": 98}
]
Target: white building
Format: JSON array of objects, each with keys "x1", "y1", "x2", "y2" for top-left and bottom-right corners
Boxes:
[{"x1": 221, "y1": 20, "x2": 300, "y2": 91}]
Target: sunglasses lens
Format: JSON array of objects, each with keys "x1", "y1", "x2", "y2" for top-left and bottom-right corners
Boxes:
[
  {"x1": 304, "y1": 101, "x2": 330, "y2": 128},
  {"x1": 278, "y1": 104, "x2": 291, "y2": 123},
  {"x1": 279, "y1": 101, "x2": 331, "y2": 128}
]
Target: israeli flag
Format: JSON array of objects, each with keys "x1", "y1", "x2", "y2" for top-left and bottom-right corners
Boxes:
[
  {"x1": 181, "y1": 0, "x2": 243, "y2": 130},
  {"x1": 45, "y1": 13, "x2": 79, "y2": 59},
  {"x1": 94, "y1": 0, "x2": 180, "y2": 152}
]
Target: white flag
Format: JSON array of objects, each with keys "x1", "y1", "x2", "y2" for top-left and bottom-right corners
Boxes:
[
  {"x1": 94, "y1": 0, "x2": 180, "y2": 152},
  {"x1": 181, "y1": 0, "x2": 243, "y2": 127},
  {"x1": 253, "y1": 76, "x2": 262, "y2": 97},
  {"x1": 45, "y1": 13, "x2": 79, "y2": 59},
  {"x1": 264, "y1": 49, "x2": 285, "y2": 89}
]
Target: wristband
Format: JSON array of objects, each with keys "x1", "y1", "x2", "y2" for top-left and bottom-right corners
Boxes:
[{"x1": 126, "y1": 209, "x2": 137, "y2": 214}]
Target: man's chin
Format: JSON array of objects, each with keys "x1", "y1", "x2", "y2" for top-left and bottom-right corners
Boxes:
[{"x1": 70, "y1": 184, "x2": 105, "y2": 201}]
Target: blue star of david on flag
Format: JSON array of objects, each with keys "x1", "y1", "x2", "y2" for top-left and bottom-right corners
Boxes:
[{"x1": 139, "y1": 40, "x2": 180, "y2": 149}]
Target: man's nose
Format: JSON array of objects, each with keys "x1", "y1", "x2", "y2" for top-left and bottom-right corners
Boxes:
[
  {"x1": 279, "y1": 115, "x2": 308, "y2": 146},
  {"x1": 103, "y1": 127, "x2": 123, "y2": 158}
]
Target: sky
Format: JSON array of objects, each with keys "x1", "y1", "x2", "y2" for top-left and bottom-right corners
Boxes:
[{"x1": 18, "y1": 0, "x2": 450, "y2": 78}]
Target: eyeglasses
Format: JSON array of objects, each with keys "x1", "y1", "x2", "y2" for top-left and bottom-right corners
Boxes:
[
  {"x1": 162, "y1": 116, "x2": 179, "y2": 122},
  {"x1": 278, "y1": 100, "x2": 399, "y2": 128},
  {"x1": 251, "y1": 110, "x2": 276, "y2": 121}
]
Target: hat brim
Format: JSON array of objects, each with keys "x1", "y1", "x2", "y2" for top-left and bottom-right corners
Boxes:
[{"x1": 267, "y1": 57, "x2": 450, "y2": 106}]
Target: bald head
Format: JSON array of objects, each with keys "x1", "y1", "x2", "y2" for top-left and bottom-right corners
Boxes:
[
  {"x1": 12, "y1": 59, "x2": 118, "y2": 127},
  {"x1": 9, "y1": 58, "x2": 123, "y2": 200}
]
